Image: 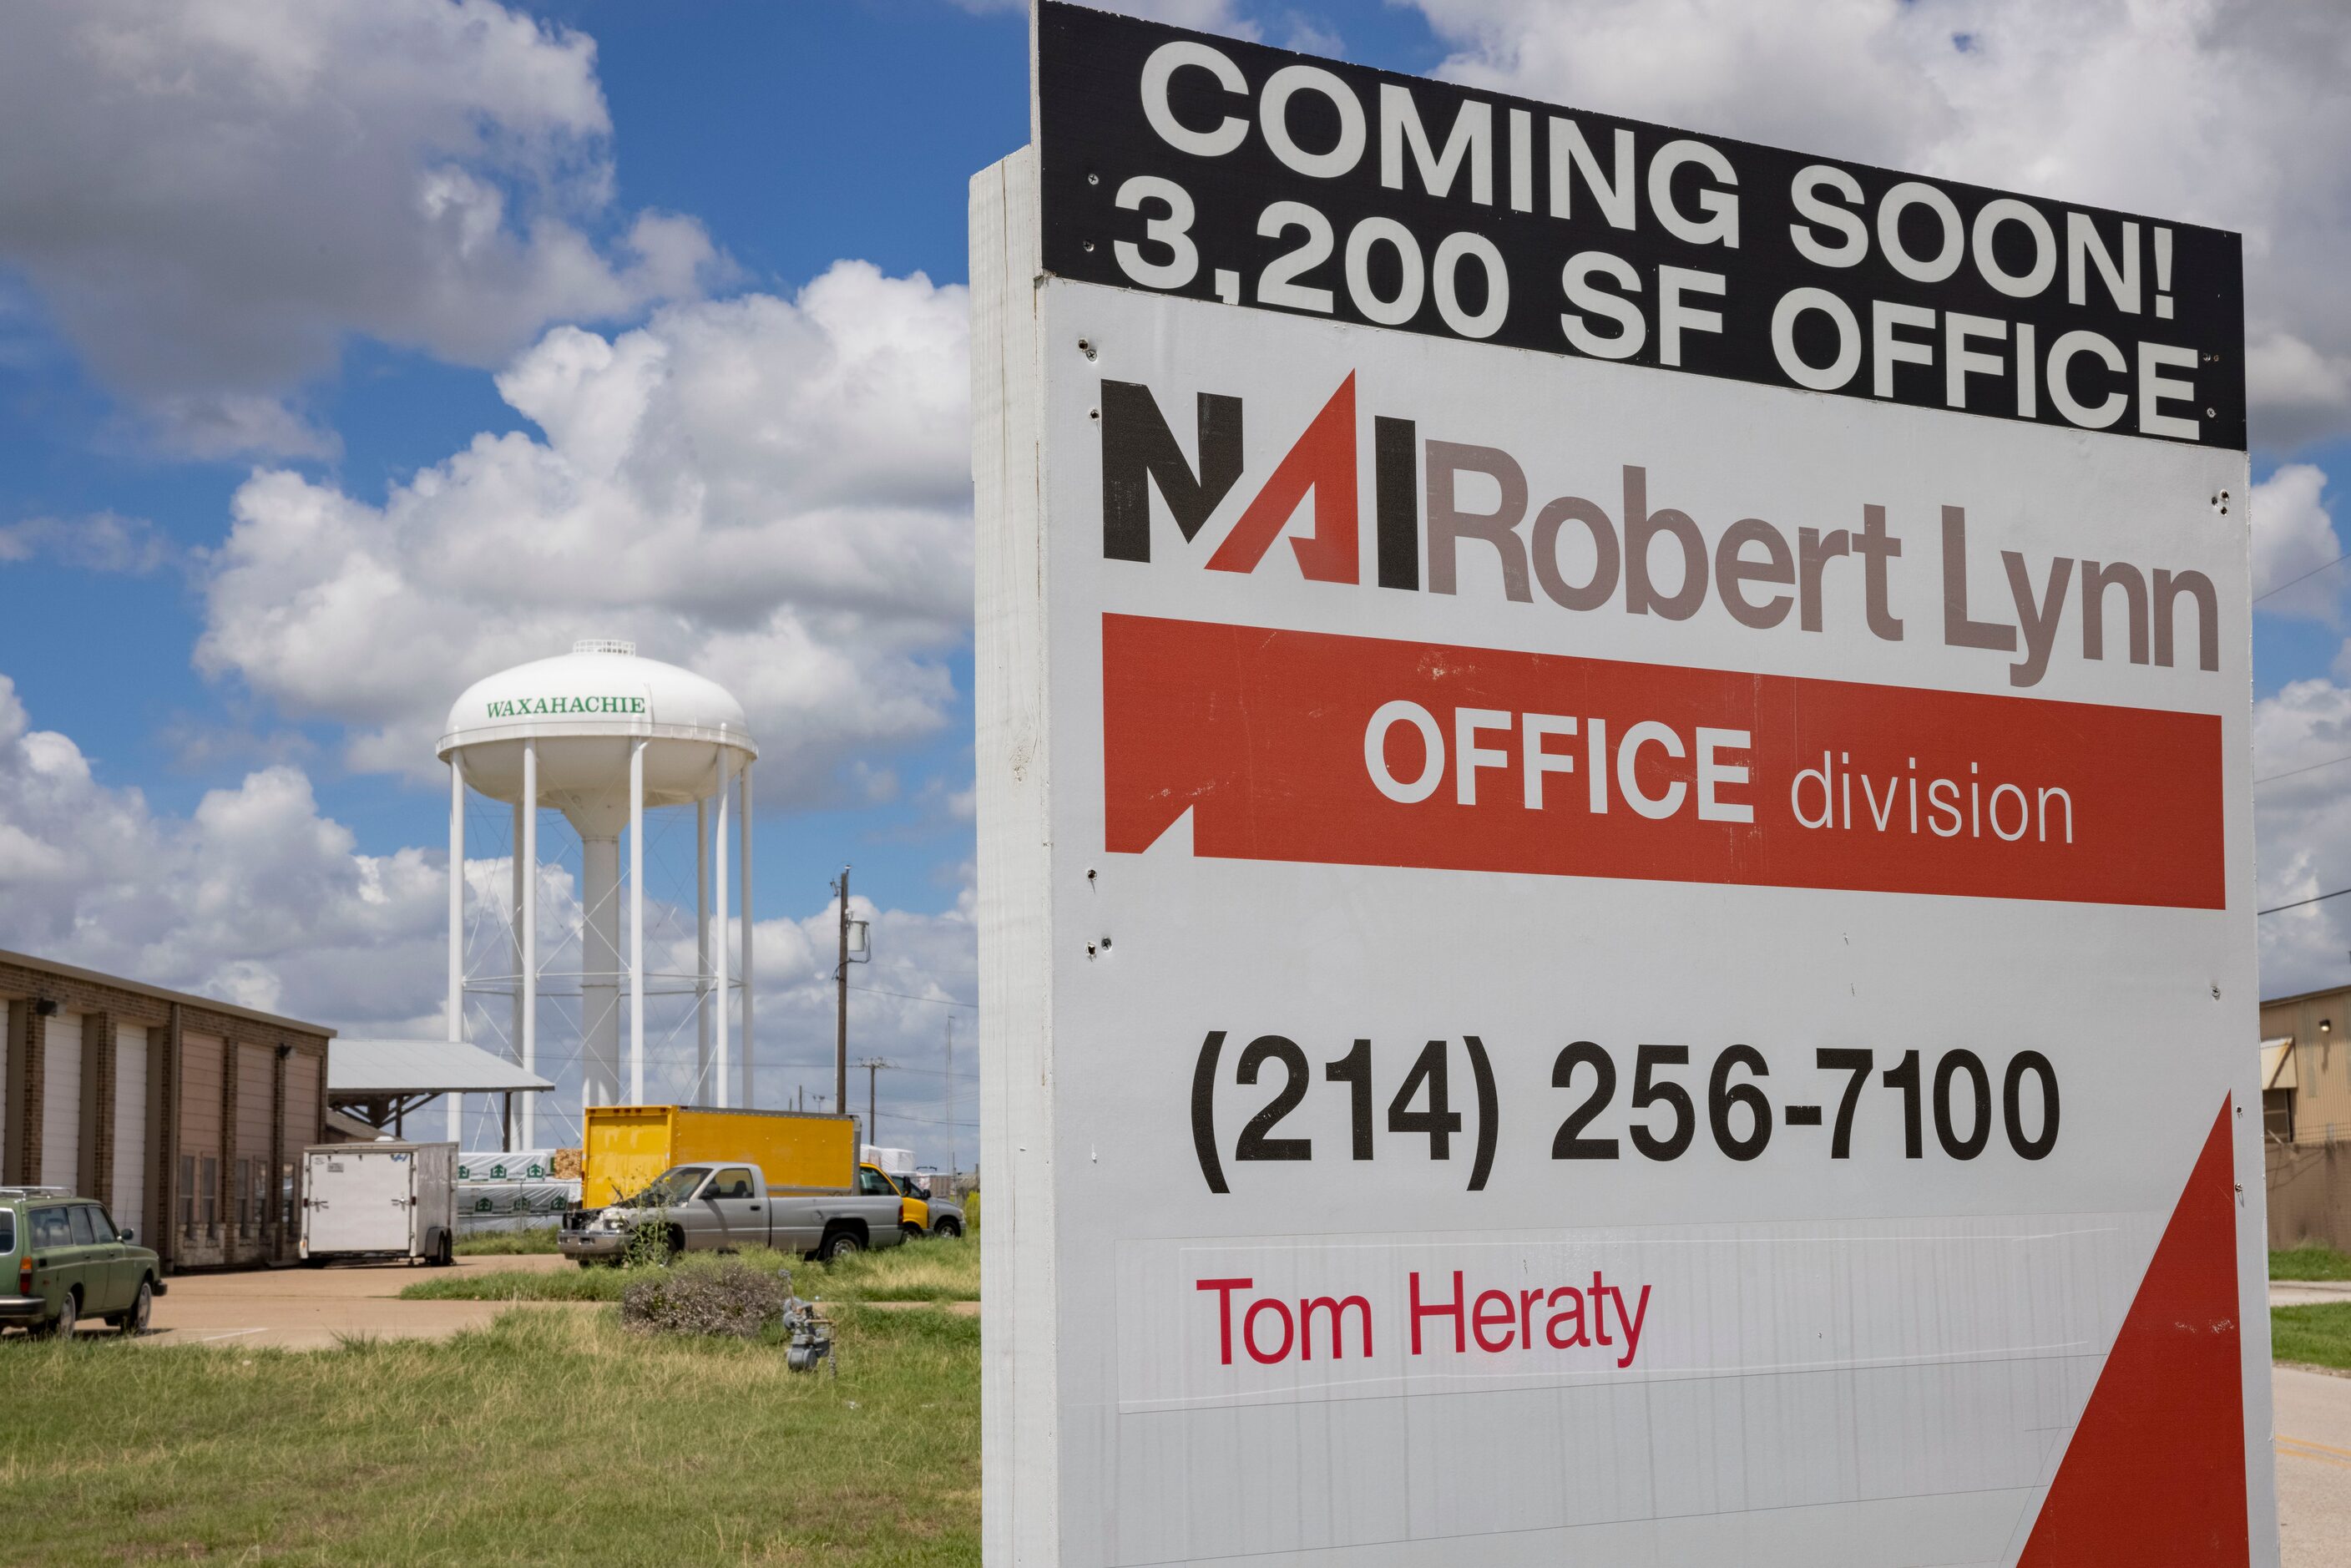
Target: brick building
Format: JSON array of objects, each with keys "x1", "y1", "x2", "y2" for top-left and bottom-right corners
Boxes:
[{"x1": 0, "y1": 948, "x2": 333, "y2": 1272}]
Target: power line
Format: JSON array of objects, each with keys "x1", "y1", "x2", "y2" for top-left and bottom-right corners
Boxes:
[
  {"x1": 849, "y1": 983, "x2": 975, "y2": 1009},
  {"x1": 2257, "y1": 549, "x2": 2351, "y2": 604},
  {"x1": 2260, "y1": 887, "x2": 2351, "y2": 917},
  {"x1": 874, "y1": 1110, "x2": 979, "y2": 1128},
  {"x1": 2257, "y1": 751, "x2": 2351, "y2": 787}
]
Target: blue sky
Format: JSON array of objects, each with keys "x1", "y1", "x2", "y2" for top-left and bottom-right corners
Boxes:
[
  {"x1": 0, "y1": 2, "x2": 1457, "y2": 910},
  {"x1": 3, "y1": 0, "x2": 2349, "y2": 1152}
]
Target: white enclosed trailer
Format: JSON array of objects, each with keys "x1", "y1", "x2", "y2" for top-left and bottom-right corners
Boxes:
[{"x1": 300, "y1": 1142, "x2": 458, "y2": 1267}]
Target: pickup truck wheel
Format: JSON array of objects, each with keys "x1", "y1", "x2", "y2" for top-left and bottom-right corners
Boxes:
[
  {"x1": 819, "y1": 1227, "x2": 863, "y2": 1261},
  {"x1": 935, "y1": 1218, "x2": 963, "y2": 1239},
  {"x1": 902, "y1": 1223, "x2": 925, "y2": 1242}
]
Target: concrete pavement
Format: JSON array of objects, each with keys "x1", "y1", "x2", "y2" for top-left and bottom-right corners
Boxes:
[
  {"x1": 2274, "y1": 1280, "x2": 2351, "y2": 1308},
  {"x1": 130, "y1": 1250, "x2": 580, "y2": 1351},
  {"x1": 2276, "y1": 1364, "x2": 2351, "y2": 1568}
]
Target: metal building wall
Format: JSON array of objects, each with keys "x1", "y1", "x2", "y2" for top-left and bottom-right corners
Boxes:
[
  {"x1": 0, "y1": 953, "x2": 333, "y2": 1271},
  {"x1": 39, "y1": 1011, "x2": 82, "y2": 1190},
  {"x1": 112, "y1": 1025, "x2": 149, "y2": 1239}
]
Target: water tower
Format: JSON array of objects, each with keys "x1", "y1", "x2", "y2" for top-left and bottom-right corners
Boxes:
[{"x1": 437, "y1": 640, "x2": 758, "y2": 1146}]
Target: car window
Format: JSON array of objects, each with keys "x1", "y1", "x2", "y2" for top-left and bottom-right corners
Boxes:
[
  {"x1": 67, "y1": 1206, "x2": 95, "y2": 1246},
  {"x1": 0, "y1": 1212, "x2": 13, "y2": 1253},
  {"x1": 858, "y1": 1167, "x2": 897, "y2": 1196},
  {"x1": 710, "y1": 1168, "x2": 754, "y2": 1200},
  {"x1": 30, "y1": 1207, "x2": 70, "y2": 1248},
  {"x1": 84, "y1": 1206, "x2": 117, "y2": 1244}
]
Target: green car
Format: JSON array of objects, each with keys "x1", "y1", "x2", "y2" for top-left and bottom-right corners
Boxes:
[{"x1": 0, "y1": 1188, "x2": 165, "y2": 1339}]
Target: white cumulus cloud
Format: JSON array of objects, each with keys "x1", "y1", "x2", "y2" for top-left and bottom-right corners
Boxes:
[
  {"x1": 0, "y1": 0, "x2": 723, "y2": 456},
  {"x1": 194, "y1": 260, "x2": 973, "y2": 807},
  {"x1": 1408, "y1": 0, "x2": 2351, "y2": 451},
  {"x1": 2251, "y1": 464, "x2": 2343, "y2": 621}
]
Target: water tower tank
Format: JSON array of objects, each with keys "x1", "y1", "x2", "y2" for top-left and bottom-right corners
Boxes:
[{"x1": 437, "y1": 640, "x2": 758, "y2": 1146}]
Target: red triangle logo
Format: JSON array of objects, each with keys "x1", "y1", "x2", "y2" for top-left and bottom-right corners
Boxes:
[{"x1": 2019, "y1": 1100, "x2": 2247, "y2": 1566}]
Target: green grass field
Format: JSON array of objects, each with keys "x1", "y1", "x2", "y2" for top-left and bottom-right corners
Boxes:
[
  {"x1": 2273, "y1": 1302, "x2": 2351, "y2": 1372},
  {"x1": 407, "y1": 1232, "x2": 981, "y2": 1306},
  {"x1": 0, "y1": 1305, "x2": 978, "y2": 1565},
  {"x1": 2272, "y1": 1243, "x2": 2351, "y2": 1281}
]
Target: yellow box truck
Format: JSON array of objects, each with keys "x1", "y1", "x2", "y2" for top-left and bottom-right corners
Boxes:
[{"x1": 580, "y1": 1105, "x2": 857, "y2": 1208}]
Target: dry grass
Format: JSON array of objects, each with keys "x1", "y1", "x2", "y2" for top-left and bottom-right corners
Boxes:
[
  {"x1": 454, "y1": 1226, "x2": 562, "y2": 1256},
  {"x1": 405, "y1": 1233, "x2": 980, "y2": 1307},
  {"x1": 0, "y1": 1304, "x2": 978, "y2": 1565}
]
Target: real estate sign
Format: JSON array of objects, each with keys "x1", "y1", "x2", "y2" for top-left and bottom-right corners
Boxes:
[{"x1": 974, "y1": 7, "x2": 2268, "y2": 1564}]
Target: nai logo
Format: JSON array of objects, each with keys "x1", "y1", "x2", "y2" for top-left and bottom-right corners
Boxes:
[{"x1": 1100, "y1": 373, "x2": 1426, "y2": 589}]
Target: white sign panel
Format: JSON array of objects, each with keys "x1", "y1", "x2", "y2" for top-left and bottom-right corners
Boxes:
[{"x1": 975, "y1": 8, "x2": 2268, "y2": 1565}]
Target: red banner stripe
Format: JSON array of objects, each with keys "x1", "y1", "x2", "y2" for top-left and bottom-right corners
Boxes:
[{"x1": 1102, "y1": 615, "x2": 2224, "y2": 909}]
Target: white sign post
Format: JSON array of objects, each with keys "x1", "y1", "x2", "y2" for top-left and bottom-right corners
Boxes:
[{"x1": 976, "y1": 8, "x2": 2268, "y2": 1565}]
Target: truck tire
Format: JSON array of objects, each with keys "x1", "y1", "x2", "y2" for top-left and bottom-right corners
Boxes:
[
  {"x1": 431, "y1": 1231, "x2": 454, "y2": 1267},
  {"x1": 819, "y1": 1226, "x2": 864, "y2": 1261},
  {"x1": 935, "y1": 1217, "x2": 963, "y2": 1239},
  {"x1": 902, "y1": 1223, "x2": 925, "y2": 1242},
  {"x1": 106, "y1": 1280, "x2": 153, "y2": 1337},
  {"x1": 35, "y1": 1288, "x2": 77, "y2": 1342}
]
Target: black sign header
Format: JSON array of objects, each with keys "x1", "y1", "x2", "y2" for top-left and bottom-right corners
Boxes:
[{"x1": 1036, "y1": 3, "x2": 2246, "y2": 450}]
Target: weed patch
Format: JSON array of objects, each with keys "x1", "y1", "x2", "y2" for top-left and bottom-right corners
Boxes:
[
  {"x1": 620, "y1": 1261, "x2": 790, "y2": 1338},
  {"x1": 403, "y1": 1233, "x2": 979, "y2": 1306},
  {"x1": 454, "y1": 1227, "x2": 560, "y2": 1256}
]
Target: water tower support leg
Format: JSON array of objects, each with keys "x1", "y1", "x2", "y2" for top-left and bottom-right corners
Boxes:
[
  {"x1": 696, "y1": 797, "x2": 710, "y2": 1092},
  {"x1": 447, "y1": 761, "x2": 465, "y2": 1146},
  {"x1": 741, "y1": 761, "x2": 754, "y2": 1110},
  {"x1": 522, "y1": 740, "x2": 538, "y2": 1150},
  {"x1": 629, "y1": 739, "x2": 645, "y2": 1106},
  {"x1": 713, "y1": 756, "x2": 731, "y2": 1108}
]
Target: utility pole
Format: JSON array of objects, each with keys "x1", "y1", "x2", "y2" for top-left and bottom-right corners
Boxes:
[
  {"x1": 833, "y1": 865, "x2": 851, "y2": 1123},
  {"x1": 945, "y1": 1014, "x2": 956, "y2": 1177},
  {"x1": 857, "y1": 1057, "x2": 895, "y2": 1146}
]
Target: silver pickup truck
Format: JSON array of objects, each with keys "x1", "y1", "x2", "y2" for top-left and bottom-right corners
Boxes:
[{"x1": 558, "y1": 1161, "x2": 907, "y2": 1265}]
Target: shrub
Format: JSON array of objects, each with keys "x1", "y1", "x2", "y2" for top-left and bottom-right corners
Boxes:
[{"x1": 619, "y1": 1262, "x2": 789, "y2": 1339}]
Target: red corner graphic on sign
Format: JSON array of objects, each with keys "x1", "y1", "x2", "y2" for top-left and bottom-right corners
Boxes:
[
  {"x1": 2018, "y1": 1100, "x2": 2247, "y2": 1567},
  {"x1": 1101, "y1": 614, "x2": 2225, "y2": 908}
]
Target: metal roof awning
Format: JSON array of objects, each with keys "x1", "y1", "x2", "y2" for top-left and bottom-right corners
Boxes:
[{"x1": 329, "y1": 1039, "x2": 553, "y2": 1097}]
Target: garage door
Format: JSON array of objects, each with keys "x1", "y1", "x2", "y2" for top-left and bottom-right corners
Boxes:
[
  {"x1": 113, "y1": 1025, "x2": 148, "y2": 1237},
  {"x1": 40, "y1": 1012, "x2": 82, "y2": 1191}
]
